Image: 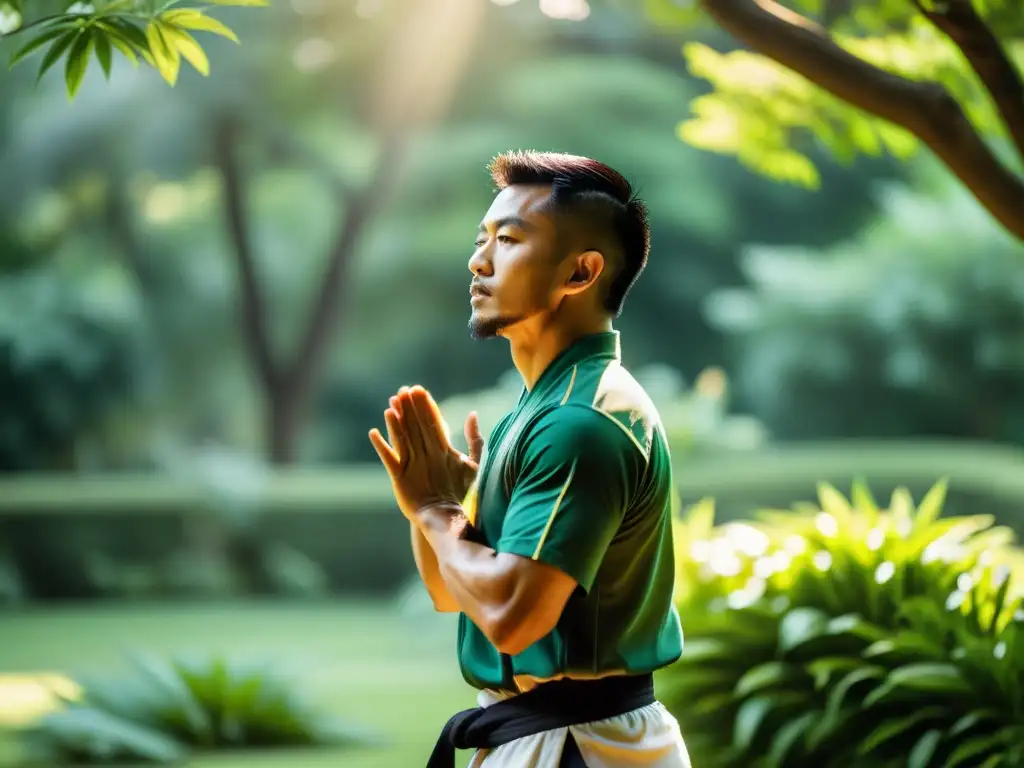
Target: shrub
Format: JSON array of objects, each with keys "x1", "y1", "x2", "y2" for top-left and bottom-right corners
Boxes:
[
  {"x1": 660, "y1": 481, "x2": 1024, "y2": 768},
  {"x1": 18, "y1": 652, "x2": 374, "y2": 765}
]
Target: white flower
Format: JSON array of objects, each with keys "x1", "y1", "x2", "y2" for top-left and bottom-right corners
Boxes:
[{"x1": 66, "y1": 2, "x2": 95, "y2": 14}]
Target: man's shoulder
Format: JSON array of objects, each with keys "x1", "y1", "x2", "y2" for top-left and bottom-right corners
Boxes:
[
  {"x1": 563, "y1": 358, "x2": 661, "y2": 462},
  {"x1": 527, "y1": 360, "x2": 661, "y2": 463}
]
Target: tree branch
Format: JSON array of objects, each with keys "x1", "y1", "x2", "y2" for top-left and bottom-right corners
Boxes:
[
  {"x1": 283, "y1": 130, "x2": 407, "y2": 418},
  {"x1": 699, "y1": 0, "x2": 1024, "y2": 241},
  {"x1": 913, "y1": 0, "x2": 1024, "y2": 166},
  {"x1": 214, "y1": 116, "x2": 280, "y2": 395},
  {"x1": 252, "y1": 121, "x2": 353, "y2": 204}
]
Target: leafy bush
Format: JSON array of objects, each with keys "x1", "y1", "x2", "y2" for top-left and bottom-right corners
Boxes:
[
  {"x1": 18, "y1": 652, "x2": 373, "y2": 764},
  {"x1": 660, "y1": 482, "x2": 1024, "y2": 768}
]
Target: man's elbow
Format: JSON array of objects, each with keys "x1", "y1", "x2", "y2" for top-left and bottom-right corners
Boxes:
[
  {"x1": 487, "y1": 606, "x2": 553, "y2": 656},
  {"x1": 431, "y1": 594, "x2": 460, "y2": 613},
  {"x1": 424, "y1": 583, "x2": 460, "y2": 613}
]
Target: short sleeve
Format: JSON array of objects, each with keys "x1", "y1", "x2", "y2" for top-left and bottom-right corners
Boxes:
[{"x1": 496, "y1": 404, "x2": 643, "y2": 593}]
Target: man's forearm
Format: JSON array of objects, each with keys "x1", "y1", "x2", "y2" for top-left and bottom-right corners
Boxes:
[
  {"x1": 415, "y1": 504, "x2": 519, "y2": 643},
  {"x1": 410, "y1": 523, "x2": 459, "y2": 612}
]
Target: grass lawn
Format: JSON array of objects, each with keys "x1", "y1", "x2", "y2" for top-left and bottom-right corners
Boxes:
[{"x1": 0, "y1": 600, "x2": 478, "y2": 767}]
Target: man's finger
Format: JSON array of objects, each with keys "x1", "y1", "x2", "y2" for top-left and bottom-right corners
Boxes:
[
  {"x1": 422, "y1": 389, "x2": 454, "y2": 443},
  {"x1": 368, "y1": 428, "x2": 400, "y2": 474},
  {"x1": 393, "y1": 386, "x2": 411, "y2": 415},
  {"x1": 400, "y1": 387, "x2": 428, "y2": 455},
  {"x1": 385, "y1": 408, "x2": 409, "y2": 464},
  {"x1": 465, "y1": 411, "x2": 485, "y2": 464},
  {"x1": 413, "y1": 388, "x2": 449, "y2": 446}
]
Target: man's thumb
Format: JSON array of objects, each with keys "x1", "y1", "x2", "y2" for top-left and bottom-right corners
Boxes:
[{"x1": 465, "y1": 411, "x2": 485, "y2": 463}]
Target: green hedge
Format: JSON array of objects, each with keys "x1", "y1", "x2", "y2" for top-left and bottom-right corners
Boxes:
[
  {"x1": 0, "y1": 441, "x2": 1021, "y2": 600},
  {"x1": 682, "y1": 441, "x2": 1024, "y2": 525}
]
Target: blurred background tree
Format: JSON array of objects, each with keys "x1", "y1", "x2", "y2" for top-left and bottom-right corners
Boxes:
[{"x1": 707, "y1": 157, "x2": 1024, "y2": 443}]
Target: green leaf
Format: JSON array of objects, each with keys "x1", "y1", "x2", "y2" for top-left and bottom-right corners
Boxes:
[
  {"x1": 35, "y1": 29, "x2": 78, "y2": 82},
  {"x1": 688, "y1": 691, "x2": 737, "y2": 718},
  {"x1": 676, "y1": 638, "x2": 735, "y2": 666},
  {"x1": 806, "y1": 656, "x2": 861, "y2": 690},
  {"x1": 827, "y1": 614, "x2": 888, "y2": 645},
  {"x1": 990, "y1": 574, "x2": 1012, "y2": 633},
  {"x1": 949, "y1": 710, "x2": 1002, "y2": 737},
  {"x1": 734, "y1": 696, "x2": 774, "y2": 752},
  {"x1": 683, "y1": 496, "x2": 715, "y2": 534},
  {"x1": 827, "y1": 666, "x2": 886, "y2": 716},
  {"x1": 105, "y1": 18, "x2": 149, "y2": 51},
  {"x1": 817, "y1": 483, "x2": 854, "y2": 524},
  {"x1": 32, "y1": 705, "x2": 187, "y2": 762},
  {"x1": 145, "y1": 20, "x2": 179, "y2": 85},
  {"x1": 858, "y1": 707, "x2": 948, "y2": 756},
  {"x1": 161, "y1": 25, "x2": 209, "y2": 76},
  {"x1": 778, "y1": 607, "x2": 829, "y2": 654},
  {"x1": 915, "y1": 480, "x2": 948, "y2": 528},
  {"x1": 887, "y1": 663, "x2": 972, "y2": 695},
  {"x1": 734, "y1": 661, "x2": 804, "y2": 699},
  {"x1": 890, "y1": 487, "x2": 915, "y2": 533},
  {"x1": 865, "y1": 662, "x2": 973, "y2": 708},
  {"x1": 665, "y1": 667, "x2": 740, "y2": 696},
  {"x1": 766, "y1": 712, "x2": 816, "y2": 768},
  {"x1": 64, "y1": 28, "x2": 92, "y2": 99},
  {"x1": 92, "y1": 27, "x2": 111, "y2": 79},
  {"x1": 851, "y1": 478, "x2": 881, "y2": 524},
  {"x1": 205, "y1": 0, "x2": 268, "y2": 5},
  {"x1": 160, "y1": 9, "x2": 239, "y2": 43},
  {"x1": 863, "y1": 632, "x2": 943, "y2": 664},
  {"x1": 942, "y1": 732, "x2": 1011, "y2": 768},
  {"x1": 8, "y1": 24, "x2": 67, "y2": 67},
  {"x1": 909, "y1": 729, "x2": 943, "y2": 768},
  {"x1": 101, "y1": 28, "x2": 138, "y2": 66}
]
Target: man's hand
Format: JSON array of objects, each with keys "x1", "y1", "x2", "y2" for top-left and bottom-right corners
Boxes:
[{"x1": 369, "y1": 386, "x2": 483, "y2": 520}]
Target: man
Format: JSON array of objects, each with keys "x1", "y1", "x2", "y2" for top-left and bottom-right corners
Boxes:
[{"x1": 369, "y1": 151, "x2": 688, "y2": 767}]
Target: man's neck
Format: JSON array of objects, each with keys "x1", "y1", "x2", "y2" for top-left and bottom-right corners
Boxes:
[{"x1": 508, "y1": 316, "x2": 613, "y2": 391}]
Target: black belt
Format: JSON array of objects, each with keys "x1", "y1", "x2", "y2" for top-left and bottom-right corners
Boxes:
[{"x1": 426, "y1": 673, "x2": 656, "y2": 767}]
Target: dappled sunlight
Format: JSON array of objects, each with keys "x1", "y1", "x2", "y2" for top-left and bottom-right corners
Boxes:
[
  {"x1": 539, "y1": 0, "x2": 590, "y2": 21},
  {"x1": 0, "y1": 673, "x2": 80, "y2": 728}
]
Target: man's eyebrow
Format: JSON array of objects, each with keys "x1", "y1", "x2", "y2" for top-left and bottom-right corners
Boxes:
[{"x1": 477, "y1": 215, "x2": 535, "y2": 233}]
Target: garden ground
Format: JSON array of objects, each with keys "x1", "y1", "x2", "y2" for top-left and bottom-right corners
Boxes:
[{"x1": 0, "y1": 601, "x2": 476, "y2": 767}]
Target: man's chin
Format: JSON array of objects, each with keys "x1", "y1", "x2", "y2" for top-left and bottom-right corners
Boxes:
[{"x1": 468, "y1": 312, "x2": 515, "y2": 340}]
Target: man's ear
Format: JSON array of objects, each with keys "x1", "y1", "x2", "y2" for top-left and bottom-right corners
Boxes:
[{"x1": 564, "y1": 250, "x2": 605, "y2": 296}]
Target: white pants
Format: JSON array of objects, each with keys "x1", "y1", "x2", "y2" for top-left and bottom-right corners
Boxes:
[{"x1": 467, "y1": 688, "x2": 691, "y2": 768}]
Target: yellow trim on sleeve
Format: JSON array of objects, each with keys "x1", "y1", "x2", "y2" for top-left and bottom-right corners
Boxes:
[{"x1": 532, "y1": 459, "x2": 576, "y2": 559}]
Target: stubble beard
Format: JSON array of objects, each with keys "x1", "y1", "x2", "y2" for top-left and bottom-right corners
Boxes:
[{"x1": 468, "y1": 312, "x2": 517, "y2": 340}]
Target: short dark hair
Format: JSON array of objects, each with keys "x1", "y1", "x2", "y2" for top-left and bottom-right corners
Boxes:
[{"x1": 487, "y1": 150, "x2": 650, "y2": 317}]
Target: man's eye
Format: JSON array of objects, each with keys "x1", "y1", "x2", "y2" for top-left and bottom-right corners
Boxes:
[
  {"x1": 497, "y1": 235, "x2": 515, "y2": 244},
  {"x1": 474, "y1": 239, "x2": 486, "y2": 249}
]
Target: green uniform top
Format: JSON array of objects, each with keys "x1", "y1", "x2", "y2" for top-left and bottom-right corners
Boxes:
[{"x1": 458, "y1": 331, "x2": 683, "y2": 692}]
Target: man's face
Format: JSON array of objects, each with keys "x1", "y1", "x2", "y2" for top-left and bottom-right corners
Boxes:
[{"x1": 467, "y1": 185, "x2": 567, "y2": 340}]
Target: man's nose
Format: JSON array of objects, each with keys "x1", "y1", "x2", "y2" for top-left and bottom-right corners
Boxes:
[{"x1": 468, "y1": 246, "x2": 493, "y2": 277}]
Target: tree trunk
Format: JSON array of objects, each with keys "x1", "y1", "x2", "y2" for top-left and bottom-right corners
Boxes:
[{"x1": 267, "y1": 384, "x2": 302, "y2": 465}]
